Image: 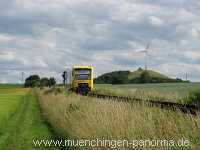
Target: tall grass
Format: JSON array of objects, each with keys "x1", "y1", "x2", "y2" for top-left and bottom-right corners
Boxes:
[
  {"x1": 93, "y1": 87, "x2": 182, "y2": 103},
  {"x1": 38, "y1": 90, "x2": 200, "y2": 150},
  {"x1": 94, "y1": 83, "x2": 200, "y2": 103},
  {"x1": 95, "y1": 83, "x2": 200, "y2": 96}
]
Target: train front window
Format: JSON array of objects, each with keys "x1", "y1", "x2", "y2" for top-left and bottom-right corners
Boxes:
[
  {"x1": 74, "y1": 69, "x2": 90, "y2": 74},
  {"x1": 75, "y1": 74, "x2": 90, "y2": 80},
  {"x1": 74, "y1": 68, "x2": 91, "y2": 80}
]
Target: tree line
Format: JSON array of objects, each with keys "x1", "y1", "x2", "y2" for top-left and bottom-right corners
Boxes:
[{"x1": 24, "y1": 75, "x2": 56, "y2": 88}]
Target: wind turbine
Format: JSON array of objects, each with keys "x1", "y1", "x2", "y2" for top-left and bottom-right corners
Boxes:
[{"x1": 139, "y1": 43, "x2": 150, "y2": 70}]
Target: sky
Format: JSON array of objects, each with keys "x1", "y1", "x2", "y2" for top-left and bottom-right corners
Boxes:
[{"x1": 0, "y1": 0, "x2": 200, "y2": 83}]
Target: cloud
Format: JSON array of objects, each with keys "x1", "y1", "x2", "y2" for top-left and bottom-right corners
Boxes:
[
  {"x1": 0, "y1": 34, "x2": 13, "y2": 42},
  {"x1": 0, "y1": 0, "x2": 200, "y2": 82},
  {"x1": 183, "y1": 51, "x2": 200, "y2": 61},
  {"x1": 157, "y1": 62, "x2": 200, "y2": 81},
  {"x1": 148, "y1": 16, "x2": 163, "y2": 27},
  {"x1": 190, "y1": 28, "x2": 199, "y2": 38},
  {"x1": 0, "y1": 51, "x2": 15, "y2": 61}
]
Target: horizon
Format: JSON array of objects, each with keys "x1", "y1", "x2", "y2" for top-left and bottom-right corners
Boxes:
[
  {"x1": 1, "y1": 67, "x2": 199, "y2": 84},
  {"x1": 0, "y1": 0, "x2": 200, "y2": 83}
]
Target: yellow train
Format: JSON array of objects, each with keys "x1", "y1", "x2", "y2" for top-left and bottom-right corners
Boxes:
[{"x1": 71, "y1": 65, "x2": 94, "y2": 94}]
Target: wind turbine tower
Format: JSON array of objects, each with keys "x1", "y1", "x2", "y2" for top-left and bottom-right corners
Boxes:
[{"x1": 140, "y1": 43, "x2": 150, "y2": 70}]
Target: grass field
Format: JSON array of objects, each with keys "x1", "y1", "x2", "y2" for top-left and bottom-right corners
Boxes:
[
  {"x1": 0, "y1": 84, "x2": 56, "y2": 150},
  {"x1": 38, "y1": 89, "x2": 200, "y2": 150},
  {"x1": 0, "y1": 84, "x2": 23, "y2": 89},
  {"x1": 0, "y1": 85, "x2": 27, "y2": 123},
  {"x1": 94, "y1": 83, "x2": 200, "y2": 103},
  {"x1": 1, "y1": 83, "x2": 200, "y2": 150}
]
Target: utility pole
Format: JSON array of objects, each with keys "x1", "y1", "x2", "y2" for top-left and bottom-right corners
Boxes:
[
  {"x1": 66, "y1": 68, "x2": 71, "y2": 84},
  {"x1": 21, "y1": 72, "x2": 24, "y2": 84},
  {"x1": 62, "y1": 71, "x2": 67, "y2": 85},
  {"x1": 65, "y1": 71, "x2": 68, "y2": 84},
  {"x1": 185, "y1": 72, "x2": 188, "y2": 81}
]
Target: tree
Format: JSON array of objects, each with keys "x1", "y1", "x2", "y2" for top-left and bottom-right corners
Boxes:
[
  {"x1": 25, "y1": 75, "x2": 56, "y2": 88},
  {"x1": 137, "y1": 67, "x2": 143, "y2": 71},
  {"x1": 25, "y1": 75, "x2": 40, "y2": 87},
  {"x1": 40, "y1": 77, "x2": 49, "y2": 87},
  {"x1": 48, "y1": 77, "x2": 56, "y2": 87}
]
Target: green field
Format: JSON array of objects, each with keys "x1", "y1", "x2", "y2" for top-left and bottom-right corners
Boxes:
[
  {"x1": 0, "y1": 85, "x2": 27, "y2": 122},
  {"x1": 94, "y1": 83, "x2": 200, "y2": 103},
  {"x1": 0, "y1": 84, "x2": 23, "y2": 89},
  {"x1": 1, "y1": 83, "x2": 200, "y2": 150},
  {"x1": 0, "y1": 84, "x2": 56, "y2": 150}
]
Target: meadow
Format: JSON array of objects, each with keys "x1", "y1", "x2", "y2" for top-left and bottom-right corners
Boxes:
[
  {"x1": 0, "y1": 85, "x2": 27, "y2": 122},
  {"x1": 38, "y1": 89, "x2": 200, "y2": 150},
  {"x1": 94, "y1": 83, "x2": 200, "y2": 103},
  {"x1": 0, "y1": 83, "x2": 200, "y2": 150},
  {"x1": 0, "y1": 84, "x2": 56, "y2": 150}
]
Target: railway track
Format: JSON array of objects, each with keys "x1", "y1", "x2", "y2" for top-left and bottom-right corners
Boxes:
[{"x1": 87, "y1": 92, "x2": 200, "y2": 115}]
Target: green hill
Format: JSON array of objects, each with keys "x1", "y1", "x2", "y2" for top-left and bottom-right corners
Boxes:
[{"x1": 94, "y1": 68, "x2": 186, "y2": 84}]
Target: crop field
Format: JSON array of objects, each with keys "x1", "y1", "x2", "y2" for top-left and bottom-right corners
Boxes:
[{"x1": 94, "y1": 83, "x2": 200, "y2": 103}]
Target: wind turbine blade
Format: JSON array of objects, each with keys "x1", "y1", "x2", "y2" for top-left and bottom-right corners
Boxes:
[
  {"x1": 139, "y1": 50, "x2": 147, "y2": 53},
  {"x1": 146, "y1": 43, "x2": 150, "y2": 50}
]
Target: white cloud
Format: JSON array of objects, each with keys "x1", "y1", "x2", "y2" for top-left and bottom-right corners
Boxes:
[
  {"x1": 0, "y1": 51, "x2": 15, "y2": 61},
  {"x1": 0, "y1": 34, "x2": 13, "y2": 43},
  {"x1": 183, "y1": 51, "x2": 200, "y2": 60},
  {"x1": 34, "y1": 58, "x2": 48, "y2": 68},
  {"x1": 190, "y1": 28, "x2": 199, "y2": 38},
  {"x1": 148, "y1": 16, "x2": 163, "y2": 27},
  {"x1": 0, "y1": 0, "x2": 200, "y2": 82},
  {"x1": 157, "y1": 62, "x2": 200, "y2": 81}
]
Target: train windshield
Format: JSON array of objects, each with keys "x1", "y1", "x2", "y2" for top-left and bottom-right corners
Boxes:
[
  {"x1": 75, "y1": 74, "x2": 90, "y2": 80},
  {"x1": 74, "y1": 68, "x2": 91, "y2": 80}
]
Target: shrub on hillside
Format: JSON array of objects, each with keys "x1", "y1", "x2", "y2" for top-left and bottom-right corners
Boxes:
[{"x1": 140, "y1": 71, "x2": 151, "y2": 83}]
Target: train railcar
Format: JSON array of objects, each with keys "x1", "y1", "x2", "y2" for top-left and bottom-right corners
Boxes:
[{"x1": 71, "y1": 66, "x2": 93, "y2": 94}]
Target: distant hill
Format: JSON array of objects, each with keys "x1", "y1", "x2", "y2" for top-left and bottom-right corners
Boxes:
[{"x1": 94, "y1": 68, "x2": 187, "y2": 84}]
